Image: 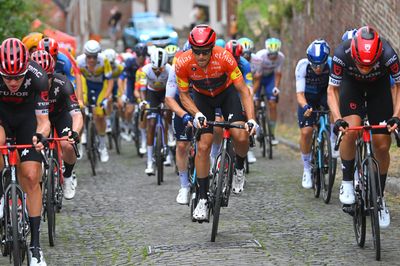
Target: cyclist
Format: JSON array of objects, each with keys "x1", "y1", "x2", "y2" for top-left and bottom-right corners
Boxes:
[
  {"x1": 22, "y1": 32, "x2": 44, "y2": 54},
  {"x1": 77, "y1": 40, "x2": 113, "y2": 162},
  {"x1": 121, "y1": 43, "x2": 149, "y2": 150},
  {"x1": 215, "y1": 38, "x2": 226, "y2": 48},
  {"x1": 38, "y1": 37, "x2": 84, "y2": 109},
  {"x1": 31, "y1": 50, "x2": 83, "y2": 200},
  {"x1": 102, "y1": 48, "x2": 124, "y2": 134},
  {"x1": 176, "y1": 25, "x2": 257, "y2": 221},
  {"x1": 165, "y1": 44, "x2": 179, "y2": 65},
  {"x1": 295, "y1": 39, "x2": 332, "y2": 189},
  {"x1": 328, "y1": 26, "x2": 400, "y2": 228},
  {"x1": 341, "y1": 28, "x2": 358, "y2": 42},
  {"x1": 137, "y1": 48, "x2": 173, "y2": 175},
  {"x1": 254, "y1": 37, "x2": 285, "y2": 145},
  {"x1": 165, "y1": 43, "x2": 193, "y2": 204},
  {"x1": 225, "y1": 40, "x2": 257, "y2": 163},
  {"x1": 0, "y1": 38, "x2": 50, "y2": 265}
]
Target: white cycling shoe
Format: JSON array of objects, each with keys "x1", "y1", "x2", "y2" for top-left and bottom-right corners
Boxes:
[
  {"x1": 193, "y1": 199, "x2": 208, "y2": 221},
  {"x1": 232, "y1": 168, "x2": 245, "y2": 194},
  {"x1": 145, "y1": 162, "x2": 155, "y2": 175},
  {"x1": 339, "y1": 181, "x2": 355, "y2": 204},
  {"x1": 176, "y1": 187, "x2": 190, "y2": 205},
  {"x1": 302, "y1": 169, "x2": 312, "y2": 189},
  {"x1": 99, "y1": 147, "x2": 109, "y2": 162},
  {"x1": 63, "y1": 177, "x2": 76, "y2": 200},
  {"x1": 247, "y1": 150, "x2": 257, "y2": 164},
  {"x1": 379, "y1": 198, "x2": 390, "y2": 229}
]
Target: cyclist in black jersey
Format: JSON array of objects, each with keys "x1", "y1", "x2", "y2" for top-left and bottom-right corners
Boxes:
[
  {"x1": 31, "y1": 50, "x2": 83, "y2": 201},
  {"x1": 328, "y1": 26, "x2": 400, "y2": 229},
  {"x1": 0, "y1": 38, "x2": 50, "y2": 266}
]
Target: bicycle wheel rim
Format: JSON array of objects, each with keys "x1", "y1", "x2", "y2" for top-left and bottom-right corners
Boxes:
[
  {"x1": 320, "y1": 131, "x2": 333, "y2": 203},
  {"x1": 87, "y1": 122, "x2": 97, "y2": 176},
  {"x1": 156, "y1": 127, "x2": 163, "y2": 185},
  {"x1": 261, "y1": 114, "x2": 266, "y2": 158},
  {"x1": 368, "y1": 159, "x2": 381, "y2": 261},
  {"x1": 113, "y1": 112, "x2": 121, "y2": 154},
  {"x1": 353, "y1": 192, "x2": 366, "y2": 247},
  {"x1": 311, "y1": 133, "x2": 320, "y2": 198},
  {"x1": 11, "y1": 185, "x2": 21, "y2": 266},
  {"x1": 211, "y1": 151, "x2": 225, "y2": 242},
  {"x1": 47, "y1": 158, "x2": 58, "y2": 247}
]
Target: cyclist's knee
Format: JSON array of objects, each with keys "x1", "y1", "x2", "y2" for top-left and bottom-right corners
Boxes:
[
  {"x1": 20, "y1": 163, "x2": 41, "y2": 185},
  {"x1": 177, "y1": 142, "x2": 189, "y2": 156}
]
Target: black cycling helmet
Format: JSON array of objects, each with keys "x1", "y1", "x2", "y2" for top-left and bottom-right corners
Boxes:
[{"x1": 134, "y1": 43, "x2": 148, "y2": 57}]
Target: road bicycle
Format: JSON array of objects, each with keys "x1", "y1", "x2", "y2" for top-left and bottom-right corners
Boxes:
[
  {"x1": 107, "y1": 100, "x2": 121, "y2": 154},
  {"x1": 309, "y1": 110, "x2": 337, "y2": 203},
  {"x1": 141, "y1": 105, "x2": 170, "y2": 185},
  {"x1": 256, "y1": 95, "x2": 273, "y2": 159},
  {"x1": 85, "y1": 97, "x2": 101, "y2": 176},
  {"x1": 336, "y1": 122, "x2": 392, "y2": 261}
]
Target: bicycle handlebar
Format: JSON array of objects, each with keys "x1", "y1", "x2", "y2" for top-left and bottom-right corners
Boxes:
[{"x1": 140, "y1": 106, "x2": 170, "y2": 121}]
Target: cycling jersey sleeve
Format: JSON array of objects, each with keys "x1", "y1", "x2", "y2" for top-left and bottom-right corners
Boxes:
[
  {"x1": 275, "y1": 52, "x2": 285, "y2": 73},
  {"x1": 103, "y1": 58, "x2": 113, "y2": 80},
  {"x1": 34, "y1": 74, "x2": 50, "y2": 116},
  {"x1": 166, "y1": 66, "x2": 178, "y2": 98},
  {"x1": 135, "y1": 67, "x2": 147, "y2": 91},
  {"x1": 295, "y1": 59, "x2": 308, "y2": 93},
  {"x1": 175, "y1": 59, "x2": 190, "y2": 92},
  {"x1": 239, "y1": 57, "x2": 253, "y2": 87},
  {"x1": 381, "y1": 39, "x2": 400, "y2": 83},
  {"x1": 329, "y1": 44, "x2": 346, "y2": 87},
  {"x1": 62, "y1": 79, "x2": 81, "y2": 114}
]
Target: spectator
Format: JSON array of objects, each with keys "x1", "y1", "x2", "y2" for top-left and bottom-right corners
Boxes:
[
  {"x1": 189, "y1": 4, "x2": 201, "y2": 29},
  {"x1": 108, "y1": 6, "x2": 122, "y2": 47}
]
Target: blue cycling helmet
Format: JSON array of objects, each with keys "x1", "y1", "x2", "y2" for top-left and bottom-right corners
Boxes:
[
  {"x1": 215, "y1": 39, "x2": 226, "y2": 48},
  {"x1": 306, "y1": 39, "x2": 330, "y2": 65},
  {"x1": 182, "y1": 40, "x2": 191, "y2": 52},
  {"x1": 341, "y1": 28, "x2": 358, "y2": 41}
]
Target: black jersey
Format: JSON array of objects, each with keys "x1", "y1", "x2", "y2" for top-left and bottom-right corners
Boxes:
[
  {"x1": 329, "y1": 38, "x2": 400, "y2": 86},
  {"x1": 0, "y1": 60, "x2": 49, "y2": 115},
  {"x1": 49, "y1": 73, "x2": 80, "y2": 117}
]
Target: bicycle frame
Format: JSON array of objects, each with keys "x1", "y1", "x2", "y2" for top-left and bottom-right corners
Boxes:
[{"x1": 316, "y1": 112, "x2": 330, "y2": 170}]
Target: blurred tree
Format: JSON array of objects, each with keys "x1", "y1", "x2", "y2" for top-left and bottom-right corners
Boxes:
[{"x1": 0, "y1": 0, "x2": 43, "y2": 40}]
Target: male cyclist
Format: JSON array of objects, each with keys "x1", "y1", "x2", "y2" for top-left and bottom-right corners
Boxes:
[
  {"x1": 165, "y1": 44, "x2": 179, "y2": 65},
  {"x1": 295, "y1": 39, "x2": 332, "y2": 189},
  {"x1": 77, "y1": 40, "x2": 113, "y2": 162},
  {"x1": 0, "y1": 38, "x2": 50, "y2": 265},
  {"x1": 31, "y1": 50, "x2": 83, "y2": 200},
  {"x1": 328, "y1": 26, "x2": 400, "y2": 228},
  {"x1": 137, "y1": 48, "x2": 172, "y2": 175},
  {"x1": 176, "y1": 25, "x2": 257, "y2": 221},
  {"x1": 22, "y1": 32, "x2": 44, "y2": 54},
  {"x1": 254, "y1": 38, "x2": 285, "y2": 145}
]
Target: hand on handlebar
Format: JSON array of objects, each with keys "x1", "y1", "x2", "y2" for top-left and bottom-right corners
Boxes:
[
  {"x1": 302, "y1": 104, "x2": 313, "y2": 117},
  {"x1": 182, "y1": 113, "x2": 194, "y2": 127},
  {"x1": 387, "y1": 116, "x2": 400, "y2": 132},
  {"x1": 245, "y1": 119, "x2": 258, "y2": 135},
  {"x1": 272, "y1": 87, "x2": 280, "y2": 96},
  {"x1": 333, "y1": 119, "x2": 349, "y2": 136},
  {"x1": 68, "y1": 130, "x2": 80, "y2": 144},
  {"x1": 194, "y1": 112, "x2": 207, "y2": 128},
  {"x1": 139, "y1": 100, "x2": 148, "y2": 110},
  {"x1": 32, "y1": 133, "x2": 47, "y2": 152}
]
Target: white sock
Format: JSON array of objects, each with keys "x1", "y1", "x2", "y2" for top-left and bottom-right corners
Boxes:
[
  {"x1": 140, "y1": 128, "x2": 146, "y2": 146},
  {"x1": 147, "y1": 146, "x2": 153, "y2": 165},
  {"x1": 99, "y1": 135, "x2": 107, "y2": 149},
  {"x1": 301, "y1": 153, "x2": 312, "y2": 170},
  {"x1": 330, "y1": 123, "x2": 336, "y2": 144}
]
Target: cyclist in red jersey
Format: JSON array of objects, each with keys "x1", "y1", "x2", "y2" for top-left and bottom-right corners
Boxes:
[
  {"x1": 0, "y1": 38, "x2": 49, "y2": 265},
  {"x1": 328, "y1": 26, "x2": 400, "y2": 228},
  {"x1": 176, "y1": 25, "x2": 257, "y2": 221}
]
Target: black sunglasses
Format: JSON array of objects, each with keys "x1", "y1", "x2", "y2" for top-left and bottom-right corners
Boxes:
[
  {"x1": 86, "y1": 55, "x2": 98, "y2": 59},
  {"x1": 310, "y1": 62, "x2": 326, "y2": 69},
  {"x1": 1, "y1": 73, "x2": 26, "y2": 81},
  {"x1": 192, "y1": 48, "x2": 212, "y2": 56}
]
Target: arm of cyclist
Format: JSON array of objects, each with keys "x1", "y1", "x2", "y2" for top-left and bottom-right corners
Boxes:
[
  {"x1": 295, "y1": 61, "x2": 312, "y2": 117},
  {"x1": 272, "y1": 71, "x2": 282, "y2": 96},
  {"x1": 234, "y1": 79, "x2": 257, "y2": 134},
  {"x1": 297, "y1": 92, "x2": 312, "y2": 117},
  {"x1": 387, "y1": 82, "x2": 400, "y2": 132},
  {"x1": 327, "y1": 84, "x2": 348, "y2": 135}
]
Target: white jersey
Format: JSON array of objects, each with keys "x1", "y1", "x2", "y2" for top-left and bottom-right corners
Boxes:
[
  {"x1": 166, "y1": 65, "x2": 178, "y2": 98},
  {"x1": 250, "y1": 53, "x2": 262, "y2": 74},
  {"x1": 141, "y1": 63, "x2": 172, "y2": 91},
  {"x1": 255, "y1": 50, "x2": 285, "y2": 76}
]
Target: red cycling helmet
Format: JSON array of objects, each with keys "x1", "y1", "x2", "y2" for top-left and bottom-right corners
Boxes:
[
  {"x1": 225, "y1": 40, "x2": 243, "y2": 59},
  {"x1": 0, "y1": 38, "x2": 30, "y2": 76},
  {"x1": 30, "y1": 50, "x2": 55, "y2": 75},
  {"x1": 351, "y1": 26, "x2": 382, "y2": 66},
  {"x1": 38, "y1": 37, "x2": 59, "y2": 57},
  {"x1": 188, "y1": 24, "x2": 216, "y2": 47}
]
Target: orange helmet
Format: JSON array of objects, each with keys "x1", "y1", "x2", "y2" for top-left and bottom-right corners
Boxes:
[{"x1": 22, "y1": 32, "x2": 44, "y2": 52}]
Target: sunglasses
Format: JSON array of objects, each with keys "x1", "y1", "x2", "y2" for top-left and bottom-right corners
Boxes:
[
  {"x1": 1, "y1": 72, "x2": 26, "y2": 81},
  {"x1": 152, "y1": 67, "x2": 164, "y2": 72},
  {"x1": 310, "y1": 62, "x2": 326, "y2": 69},
  {"x1": 192, "y1": 48, "x2": 212, "y2": 56},
  {"x1": 267, "y1": 52, "x2": 278, "y2": 58},
  {"x1": 86, "y1": 55, "x2": 98, "y2": 60}
]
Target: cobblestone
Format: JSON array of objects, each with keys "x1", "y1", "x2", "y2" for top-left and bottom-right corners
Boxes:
[{"x1": 0, "y1": 143, "x2": 399, "y2": 265}]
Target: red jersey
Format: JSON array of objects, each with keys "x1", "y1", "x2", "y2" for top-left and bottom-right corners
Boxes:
[{"x1": 175, "y1": 46, "x2": 243, "y2": 97}]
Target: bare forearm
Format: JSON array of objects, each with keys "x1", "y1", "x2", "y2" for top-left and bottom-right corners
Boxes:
[
  {"x1": 165, "y1": 97, "x2": 187, "y2": 117},
  {"x1": 36, "y1": 115, "x2": 51, "y2": 137},
  {"x1": 71, "y1": 113, "x2": 84, "y2": 133},
  {"x1": 105, "y1": 79, "x2": 114, "y2": 99},
  {"x1": 180, "y1": 91, "x2": 199, "y2": 116},
  {"x1": 393, "y1": 83, "x2": 400, "y2": 117},
  {"x1": 327, "y1": 85, "x2": 341, "y2": 121},
  {"x1": 296, "y1": 92, "x2": 308, "y2": 107},
  {"x1": 275, "y1": 72, "x2": 282, "y2": 87},
  {"x1": 238, "y1": 85, "x2": 255, "y2": 120}
]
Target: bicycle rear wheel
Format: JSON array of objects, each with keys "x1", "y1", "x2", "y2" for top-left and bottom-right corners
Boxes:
[
  {"x1": 155, "y1": 127, "x2": 163, "y2": 185},
  {"x1": 47, "y1": 158, "x2": 60, "y2": 247},
  {"x1": 211, "y1": 151, "x2": 226, "y2": 242},
  {"x1": 367, "y1": 159, "x2": 381, "y2": 261},
  {"x1": 87, "y1": 121, "x2": 97, "y2": 176},
  {"x1": 353, "y1": 178, "x2": 366, "y2": 247},
  {"x1": 265, "y1": 116, "x2": 273, "y2": 160},
  {"x1": 11, "y1": 185, "x2": 21, "y2": 266},
  {"x1": 320, "y1": 130, "x2": 334, "y2": 204},
  {"x1": 112, "y1": 111, "x2": 121, "y2": 154},
  {"x1": 134, "y1": 112, "x2": 142, "y2": 157},
  {"x1": 258, "y1": 112, "x2": 266, "y2": 158}
]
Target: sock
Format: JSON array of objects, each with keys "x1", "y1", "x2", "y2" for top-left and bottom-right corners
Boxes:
[
  {"x1": 269, "y1": 121, "x2": 276, "y2": 136},
  {"x1": 210, "y1": 143, "x2": 221, "y2": 158},
  {"x1": 179, "y1": 171, "x2": 189, "y2": 188},
  {"x1": 235, "y1": 154, "x2": 245, "y2": 170},
  {"x1": 147, "y1": 146, "x2": 153, "y2": 165},
  {"x1": 380, "y1": 173, "x2": 387, "y2": 196},
  {"x1": 29, "y1": 216, "x2": 41, "y2": 247},
  {"x1": 63, "y1": 162, "x2": 75, "y2": 178},
  {"x1": 341, "y1": 159, "x2": 355, "y2": 182},
  {"x1": 99, "y1": 135, "x2": 106, "y2": 149},
  {"x1": 301, "y1": 153, "x2": 312, "y2": 170},
  {"x1": 198, "y1": 177, "x2": 209, "y2": 199},
  {"x1": 140, "y1": 128, "x2": 146, "y2": 146}
]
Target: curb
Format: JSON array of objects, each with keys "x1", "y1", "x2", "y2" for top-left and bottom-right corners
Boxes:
[{"x1": 277, "y1": 136, "x2": 400, "y2": 196}]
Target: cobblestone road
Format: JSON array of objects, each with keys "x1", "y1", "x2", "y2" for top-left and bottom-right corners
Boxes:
[{"x1": 1, "y1": 142, "x2": 399, "y2": 265}]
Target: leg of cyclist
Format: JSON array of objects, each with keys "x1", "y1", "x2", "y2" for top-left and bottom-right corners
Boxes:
[
  {"x1": 122, "y1": 103, "x2": 134, "y2": 142},
  {"x1": 175, "y1": 139, "x2": 191, "y2": 204},
  {"x1": 94, "y1": 84, "x2": 111, "y2": 163},
  {"x1": 164, "y1": 110, "x2": 173, "y2": 166},
  {"x1": 145, "y1": 115, "x2": 156, "y2": 175},
  {"x1": 210, "y1": 110, "x2": 223, "y2": 170},
  {"x1": 0, "y1": 126, "x2": 5, "y2": 218}
]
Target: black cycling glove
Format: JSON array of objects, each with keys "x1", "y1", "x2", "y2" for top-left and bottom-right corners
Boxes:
[{"x1": 333, "y1": 119, "x2": 349, "y2": 136}]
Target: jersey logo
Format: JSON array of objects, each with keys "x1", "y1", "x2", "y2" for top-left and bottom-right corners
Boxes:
[
  {"x1": 364, "y1": 44, "x2": 371, "y2": 52},
  {"x1": 350, "y1": 102, "x2": 357, "y2": 110},
  {"x1": 390, "y1": 62, "x2": 399, "y2": 74},
  {"x1": 54, "y1": 87, "x2": 60, "y2": 96},
  {"x1": 333, "y1": 64, "x2": 342, "y2": 76},
  {"x1": 21, "y1": 149, "x2": 29, "y2": 157},
  {"x1": 40, "y1": 91, "x2": 49, "y2": 101},
  {"x1": 23, "y1": 78, "x2": 32, "y2": 89},
  {"x1": 62, "y1": 127, "x2": 71, "y2": 133}
]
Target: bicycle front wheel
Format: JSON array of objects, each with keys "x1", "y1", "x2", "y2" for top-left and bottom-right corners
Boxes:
[
  {"x1": 259, "y1": 112, "x2": 266, "y2": 158},
  {"x1": 211, "y1": 151, "x2": 226, "y2": 242},
  {"x1": 353, "y1": 177, "x2": 366, "y2": 247},
  {"x1": 367, "y1": 159, "x2": 381, "y2": 261},
  {"x1": 11, "y1": 185, "x2": 21, "y2": 266},
  {"x1": 320, "y1": 130, "x2": 334, "y2": 204},
  {"x1": 311, "y1": 132, "x2": 320, "y2": 198},
  {"x1": 112, "y1": 111, "x2": 121, "y2": 154},
  {"x1": 155, "y1": 127, "x2": 163, "y2": 185}
]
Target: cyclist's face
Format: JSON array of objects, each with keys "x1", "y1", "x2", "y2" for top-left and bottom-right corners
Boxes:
[
  {"x1": 136, "y1": 54, "x2": 146, "y2": 65},
  {"x1": 2, "y1": 74, "x2": 25, "y2": 92},
  {"x1": 310, "y1": 63, "x2": 325, "y2": 75},
  {"x1": 192, "y1": 46, "x2": 212, "y2": 68},
  {"x1": 355, "y1": 62, "x2": 373, "y2": 75},
  {"x1": 86, "y1": 54, "x2": 98, "y2": 67}
]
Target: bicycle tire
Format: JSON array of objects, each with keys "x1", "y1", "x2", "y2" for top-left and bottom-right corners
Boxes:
[
  {"x1": 47, "y1": 158, "x2": 59, "y2": 247},
  {"x1": 1, "y1": 169, "x2": 10, "y2": 257},
  {"x1": 155, "y1": 127, "x2": 163, "y2": 185},
  {"x1": 211, "y1": 151, "x2": 226, "y2": 242},
  {"x1": 112, "y1": 111, "x2": 121, "y2": 154},
  {"x1": 11, "y1": 185, "x2": 21, "y2": 266},
  {"x1": 190, "y1": 184, "x2": 199, "y2": 222},
  {"x1": 311, "y1": 131, "x2": 321, "y2": 198},
  {"x1": 245, "y1": 156, "x2": 249, "y2": 174},
  {"x1": 367, "y1": 159, "x2": 381, "y2": 261},
  {"x1": 134, "y1": 112, "x2": 142, "y2": 157},
  {"x1": 320, "y1": 130, "x2": 334, "y2": 204},
  {"x1": 107, "y1": 132, "x2": 113, "y2": 150},
  {"x1": 353, "y1": 170, "x2": 366, "y2": 247},
  {"x1": 87, "y1": 121, "x2": 97, "y2": 176},
  {"x1": 259, "y1": 112, "x2": 266, "y2": 158}
]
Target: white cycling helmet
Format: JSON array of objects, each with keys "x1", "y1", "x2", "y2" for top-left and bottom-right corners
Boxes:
[
  {"x1": 150, "y1": 48, "x2": 168, "y2": 69},
  {"x1": 103, "y1": 48, "x2": 117, "y2": 63},
  {"x1": 84, "y1": 40, "x2": 101, "y2": 56}
]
